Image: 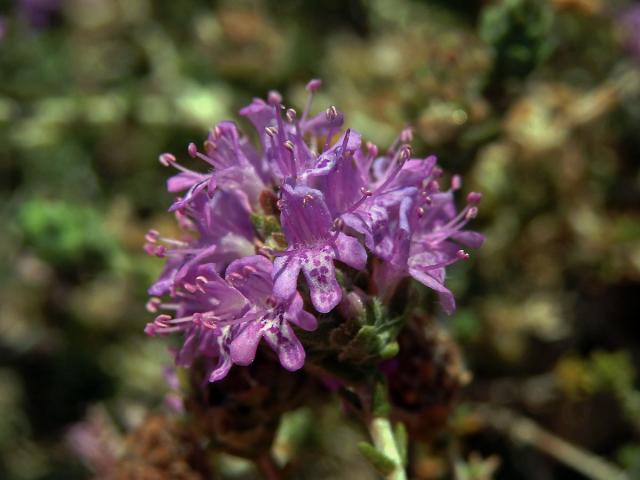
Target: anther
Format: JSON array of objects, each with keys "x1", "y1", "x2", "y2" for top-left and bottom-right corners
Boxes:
[
  {"x1": 456, "y1": 250, "x2": 470, "y2": 261},
  {"x1": 242, "y1": 266, "x2": 257, "y2": 275},
  {"x1": 146, "y1": 297, "x2": 161, "y2": 313},
  {"x1": 184, "y1": 283, "x2": 197, "y2": 293},
  {"x1": 227, "y1": 272, "x2": 243, "y2": 283},
  {"x1": 268, "y1": 90, "x2": 282, "y2": 106},
  {"x1": 187, "y1": 142, "x2": 198, "y2": 158},
  {"x1": 360, "y1": 187, "x2": 373, "y2": 197},
  {"x1": 265, "y1": 126, "x2": 278, "y2": 137},
  {"x1": 399, "y1": 145, "x2": 412, "y2": 163},
  {"x1": 366, "y1": 142, "x2": 379, "y2": 158},
  {"x1": 467, "y1": 192, "x2": 482, "y2": 205},
  {"x1": 303, "y1": 194, "x2": 314, "y2": 206},
  {"x1": 306, "y1": 79, "x2": 322, "y2": 92},
  {"x1": 286, "y1": 108, "x2": 297, "y2": 123},
  {"x1": 400, "y1": 127, "x2": 413, "y2": 143},
  {"x1": 451, "y1": 175, "x2": 462, "y2": 191},
  {"x1": 159, "y1": 153, "x2": 176, "y2": 167},
  {"x1": 155, "y1": 314, "x2": 172, "y2": 325},
  {"x1": 144, "y1": 323, "x2": 157, "y2": 336},
  {"x1": 465, "y1": 206, "x2": 478, "y2": 220},
  {"x1": 326, "y1": 106, "x2": 338, "y2": 121},
  {"x1": 145, "y1": 230, "x2": 159, "y2": 243},
  {"x1": 427, "y1": 180, "x2": 440, "y2": 192},
  {"x1": 283, "y1": 140, "x2": 295, "y2": 152}
]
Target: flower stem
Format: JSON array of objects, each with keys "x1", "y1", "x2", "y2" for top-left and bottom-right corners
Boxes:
[{"x1": 367, "y1": 413, "x2": 407, "y2": 480}]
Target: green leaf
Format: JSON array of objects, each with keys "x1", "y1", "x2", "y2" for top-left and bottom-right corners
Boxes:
[{"x1": 358, "y1": 442, "x2": 397, "y2": 475}]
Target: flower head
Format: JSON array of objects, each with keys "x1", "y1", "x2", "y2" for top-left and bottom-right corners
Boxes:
[{"x1": 146, "y1": 81, "x2": 483, "y2": 382}]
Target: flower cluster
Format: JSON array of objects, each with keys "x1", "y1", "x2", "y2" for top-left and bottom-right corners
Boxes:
[{"x1": 144, "y1": 80, "x2": 483, "y2": 382}]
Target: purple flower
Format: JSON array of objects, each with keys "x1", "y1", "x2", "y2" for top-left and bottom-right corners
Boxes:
[
  {"x1": 145, "y1": 257, "x2": 317, "y2": 378},
  {"x1": 146, "y1": 80, "x2": 483, "y2": 382},
  {"x1": 227, "y1": 255, "x2": 316, "y2": 371},
  {"x1": 145, "y1": 264, "x2": 248, "y2": 382},
  {"x1": 273, "y1": 184, "x2": 367, "y2": 313}
]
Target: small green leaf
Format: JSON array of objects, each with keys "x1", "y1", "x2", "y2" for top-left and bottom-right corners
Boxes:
[
  {"x1": 358, "y1": 442, "x2": 397, "y2": 475},
  {"x1": 380, "y1": 341, "x2": 399, "y2": 359}
]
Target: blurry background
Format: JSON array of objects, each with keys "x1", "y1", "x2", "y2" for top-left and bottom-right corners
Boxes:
[{"x1": 1, "y1": 0, "x2": 639, "y2": 478}]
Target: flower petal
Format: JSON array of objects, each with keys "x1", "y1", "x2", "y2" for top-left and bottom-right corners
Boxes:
[
  {"x1": 167, "y1": 172, "x2": 206, "y2": 192},
  {"x1": 286, "y1": 293, "x2": 318, "y2": 331},
  {"x1": 408, "y1": 266, "x2": 456, "y2": 314},
  {"x1": 229, "y1": 318, "x2": 263, "y2": 366},
  {"x1": 273, "y1": 255, "x2": 302, "y2": 301},
  {"x1": 333, "y1": 232, "x2": 367, "y2": 270},
  {"x1": 301, "y1": 249, "x2": 341, "y2": 313},
  {"x1": 262, "y1": 321, "x2": 305, "y2": 371},
  {"x1": 280, "y1": 184, "x2": 332, "y2": 245}
]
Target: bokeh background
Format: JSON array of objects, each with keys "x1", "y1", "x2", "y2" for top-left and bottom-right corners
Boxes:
[{"x1": 1, "y1": 0, "x2": 640, "y2": 478}]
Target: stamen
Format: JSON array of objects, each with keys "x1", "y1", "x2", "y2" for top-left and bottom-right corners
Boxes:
[
  {"x1": 188, "y1": 142, "x2": 198, "y2": 158},
  {"x1": 265, "y1": 126, "x2": 278, "y2": 137},
  {"x1": 456, "y1": 249, "x2": 470, "y2": 260},
  {"x1": 144, "y1": 243, "x2": 166, "y2": 257},
  {"x1": 306, "y1": 79, "x2": 322, "y2": 92},
  {"x1": 467, "y1": 192, "x2": 482, "y2": 205},
  {"x1": 268, "y1": 90, "x2": 282, "y2": 106},
  {"x1": 303, "y1": 194, "x2": 314, "y2": 206},
  {"x1": 155, "y1": 314, "x2": 173, "y2": 325},
  {"x1": 145, "y1": 230, "x2": 159, "y2": 243},
  {"x1": 399, "y1": 144, "x2": 412, "y2": 163},
  {"x1": 451, "y1": 175, "x2": 462, "y2": 191},
  {"x1": 227, "y1": 272, "x2": 244, "y2": 283},
  {"x1": 146, "y1": 297, "x2": 162, "y2": 313},
  {"x1": 400, "y1": 127, "x2": 413, "y2": 143},
  {"x1": 301, "y1": 80, "x2": 322, "y2": 122},
  {"x1": 326, "y1": 106, "x2": 338, "y2": 121},
  {"x1": 465, "y1": 207, "x2": 478, "y2": 220},
  {"x1": 283, "y1": 140, "x2": 295, "y2": 152},
  {"x1": 367, "y1": 142, "x2": 379, "y2": 159},
  {"x1": 159, "y1": 153, "x2": 176, "y2": 166}
]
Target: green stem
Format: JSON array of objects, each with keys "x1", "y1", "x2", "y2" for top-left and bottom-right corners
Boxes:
[{"x1": 367, "y1": 415, "x2": 407, "y2": 480}]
